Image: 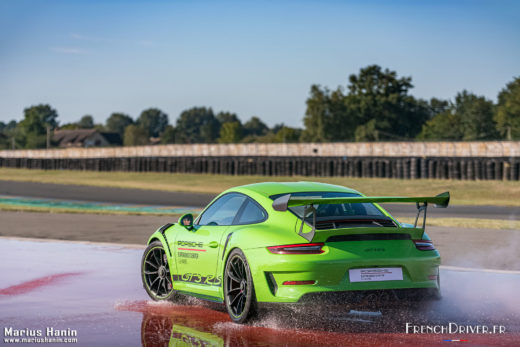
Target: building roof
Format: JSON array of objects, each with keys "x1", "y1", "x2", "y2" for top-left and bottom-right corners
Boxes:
[{"x1": 53, "y1": 129, "x2": 121, "y2": 147}]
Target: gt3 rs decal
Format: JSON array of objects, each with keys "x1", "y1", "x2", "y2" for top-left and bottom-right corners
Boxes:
[{"x1": 172, "y1": 273, "x2": 222, "y2": 287}]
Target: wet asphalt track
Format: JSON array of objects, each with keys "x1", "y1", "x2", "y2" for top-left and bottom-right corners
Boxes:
[
  {"x1": 1, "y1": 238, "x2": 519, "y2": 346},
  {"x1": 1, "y1": 180, "x2": 518, "y2": 220}
]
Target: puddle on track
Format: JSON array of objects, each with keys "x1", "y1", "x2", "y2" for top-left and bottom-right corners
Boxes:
[{"x1": 0, "y1": 239, "x2": 519, "y2": 346}]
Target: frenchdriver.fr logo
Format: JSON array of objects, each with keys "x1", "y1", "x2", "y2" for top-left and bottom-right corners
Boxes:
[{"x1": 405, "y1": 322, "x2": 506, "y2": 335}]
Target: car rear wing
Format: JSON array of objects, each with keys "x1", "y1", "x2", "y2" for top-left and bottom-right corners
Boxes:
[{"x1": 272, "y1": 192, "x2": 450, "y2": 242}]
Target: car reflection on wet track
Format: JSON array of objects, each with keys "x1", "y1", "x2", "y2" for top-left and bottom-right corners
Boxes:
[
  {"x1": 1, "y1": 238, "x2": 519, "y2": 346},
  {"x1": 117, "y1": 300, "x2": 519, "y2": 347}
]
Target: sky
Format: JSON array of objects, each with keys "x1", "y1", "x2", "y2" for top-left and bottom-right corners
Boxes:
[{"x1": 0, "y1": 0, "x2": 519, "y2": 128}]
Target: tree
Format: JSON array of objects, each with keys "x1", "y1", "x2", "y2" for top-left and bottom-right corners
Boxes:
[
  {"x1": 137, "y1": 108, "x2": 169, "y2": 138},
  {"x1": 218, "y1": 122, "x2": 242, "y2": 143},
  {"x1": 345, "y1": 65, "x2": 429, "y2": 140},
  {"x1": 301, "y1": 65, "x2": 429, "y2": 142},
  {"x1": 216, "y1": 112, "x2": 241, "y2": 125},
  {"x1": 123, "y1": 124, "x2": 148, "y2": 146},
  {"x1": 418, "y1": 91, "x2": 498, "y2": 141},
  {"x1": 160, "y1": 125, "x2": 177, "y2": 144},
  {"x1": 417, "y1": 110, "x2": 463, "y2": 140},
  {"x1": 175, "y1": 107, "x2": 220, "y2": 143},
  {"x1": 78, "y1": 115, "x2": 94, "y2": 129},
  {"x1": 354, "y1": 119, "x2": 379, "y2": 141},
  {"x1": 243, "y1": 116, "x2": 269, "y2": 136},
  {"x1": 59, "y1": 123, "x2": 80, "y2": 130},
  {"x1": 427, "y1": 98, "x2": 450, "y2": 118},
  {"x1": 455, "y1": 91, "x2": 497, "y2": 140},
  {"x1": 495, "y1": 77, "x2": 520, "y2": 140},
  {"x1": 301, "y1": 85, "x2": 334, "y2": 142},
  {"x1": 274, "y1": 126, "x2": 301, "y2": 143},
  {"x1": 106, "y1": 113, "x2": 134, "y2": 137},
  {"x1": 0, "y1": 122, "x2": 7, "y2": 149},
  {"x1": 0, "y1": 120, "x2": 18, "y2": 149},
  {"x1": 216, "y1": 112, "x2": 243, "y2": 143},
  {"x1": 18, "y1": 104, "x2": 58, "y2": 148}
]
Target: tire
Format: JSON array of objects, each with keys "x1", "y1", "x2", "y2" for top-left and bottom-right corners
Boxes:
[
  {"x1": 223, "y1": 249, "x2": 257, "y2": 324},
  {"x1": 141, "y1": 241, "x2": 175, "y2": 301}
]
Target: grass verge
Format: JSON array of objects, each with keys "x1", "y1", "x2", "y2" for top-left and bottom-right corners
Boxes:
[
  {"x1": 1, "y1": 168, "x2": 519, "y2": 206},
  {"x1": 0, "y1": 203, "x2": 182, "y2": 218}
]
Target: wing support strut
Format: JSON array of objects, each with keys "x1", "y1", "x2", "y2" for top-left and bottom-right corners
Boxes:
[{"x1": 414, "y1": 202, "x2": 428, "y2": 231}]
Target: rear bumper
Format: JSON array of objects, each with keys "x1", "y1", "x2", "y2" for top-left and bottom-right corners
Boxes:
[
  {"x1": 257, "y1": 287, "x2": 441, "y2": 310},
  {"x1": 245, "y1": 244, "x2": 440, "y2": 303}
]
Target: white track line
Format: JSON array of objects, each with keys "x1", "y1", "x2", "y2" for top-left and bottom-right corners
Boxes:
[
  {"x1": 440, "y1": 265, "x2": 520, "y2": 275},
  {"x1": 0, "y1": 236, "x2": 145, "y2": 249},
  {"x1": 2, "y1": 236, "x2": 520, "y2": 274}
]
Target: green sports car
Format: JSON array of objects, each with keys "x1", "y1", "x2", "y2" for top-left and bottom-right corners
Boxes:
[{"x1": 141, "y1": 182, "x2": 449, "y2": 323}]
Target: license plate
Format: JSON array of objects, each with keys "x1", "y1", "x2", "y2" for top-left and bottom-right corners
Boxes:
[{"x1": 349, "y1": 267, "x2": 403, "y2": 282}]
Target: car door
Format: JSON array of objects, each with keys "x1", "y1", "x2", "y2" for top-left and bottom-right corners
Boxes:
[
  {"x1": 174, "y1": 193, "x2": 247, "y2": 298},
  {"x1": 213, "y1": 196, "x2": 269, "y2": 286}
]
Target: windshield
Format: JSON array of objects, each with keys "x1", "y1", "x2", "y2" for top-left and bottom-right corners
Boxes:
[{"x1": 270, "y1": 191, "x2": 386, "y2": 221}]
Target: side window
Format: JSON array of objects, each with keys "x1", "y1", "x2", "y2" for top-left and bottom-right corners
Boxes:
[
  {"x1": 198, "y1": 193, "x2": 246, "y2": 226},
  {"x1": 236, "y1": 199, "x2": 267, "y2": 225}
]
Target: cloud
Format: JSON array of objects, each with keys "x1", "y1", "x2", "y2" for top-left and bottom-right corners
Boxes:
[{"x1": 50, "y1": 47, "x2": 90, "y2": 55}]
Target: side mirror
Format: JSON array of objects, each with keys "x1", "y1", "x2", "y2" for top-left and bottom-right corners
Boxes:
[{"x1": 178, "y1": 213, "x2": 194, "y2": 230}]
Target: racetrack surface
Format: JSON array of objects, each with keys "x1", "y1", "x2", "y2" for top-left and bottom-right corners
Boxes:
[
  {"x1": 0, "y1": 180, "x2": 213, "y2": 207},
  {"x1": 1, "y1": 210, "x2": 520, "y2": 271},
  {"x1": 0, "y1": 238, "x2": 519, "y2": 346},
  {"x1": 1, "y1": 180, "x2": 518, "y2": 220}
]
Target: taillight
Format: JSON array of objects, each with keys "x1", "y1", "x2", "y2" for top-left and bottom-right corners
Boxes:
[
  {"x1": 267, "y1": 243, "x2": 325, "y2": 255},
  {"x1": 283, "y1": 280, "x2": 316, "y2": 285},
  {"x1": 413, "y1": 240, "x2": 436, "y2": 251}
]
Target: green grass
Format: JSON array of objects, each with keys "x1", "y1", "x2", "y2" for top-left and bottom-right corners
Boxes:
[
  {"x1": 1, "y1": 167, "x2": 519, "y2": 206},
  {"x1": 0, "y1": 202, "x2": 183, "y2": 217}
]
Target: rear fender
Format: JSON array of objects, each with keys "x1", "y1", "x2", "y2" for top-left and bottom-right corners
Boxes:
[{"x1": 218, "y1": 227, "x2": 303, "y2": 302}]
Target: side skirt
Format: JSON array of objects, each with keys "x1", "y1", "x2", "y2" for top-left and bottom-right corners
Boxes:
[{"x1": 177, "y1": 290, "x2": 224, "y2": 304}]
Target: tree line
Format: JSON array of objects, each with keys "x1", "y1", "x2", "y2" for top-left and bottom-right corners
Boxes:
[{"x1": 1, "y1": 64, "x2": 519, "y2": 149}]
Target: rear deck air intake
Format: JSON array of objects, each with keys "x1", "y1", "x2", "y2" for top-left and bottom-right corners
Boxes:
[{"x1": 326, "y1": 233, "x2": 411, "y2": 242}]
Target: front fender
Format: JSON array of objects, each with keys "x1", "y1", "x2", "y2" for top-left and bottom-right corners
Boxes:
[
  {"x1": 147, "y1": 230, "x2": 168, "y2": 248},
  {"x1": 147, "y1": 223, "x2": 176, "y2": 257}
]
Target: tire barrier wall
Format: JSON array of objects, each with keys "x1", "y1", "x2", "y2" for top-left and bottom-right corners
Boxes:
[
  {"x1": 0, "y1": 156, "x2": 518, "y2": 180},
  {"x1": 1, "y1": 141, "x2": 520, "y2": 159}
]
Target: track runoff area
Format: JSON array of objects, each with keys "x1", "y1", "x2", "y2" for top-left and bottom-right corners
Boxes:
[{"x1": 1, "y1": 237, "x2": 519, "y2": 346}]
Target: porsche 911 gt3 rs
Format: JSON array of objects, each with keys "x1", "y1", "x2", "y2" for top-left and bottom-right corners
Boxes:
[{"x1": 141, "y1": 182, "x2": 449, "y2": 323}]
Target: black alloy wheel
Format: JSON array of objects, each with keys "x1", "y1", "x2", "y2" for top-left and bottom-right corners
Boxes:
[
  {"x1": 224, "y1": 249, "x2": 257, "y2": 323},
  {"x1": 142, "y1": 241, "x2": 175, "y2": 300}
]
